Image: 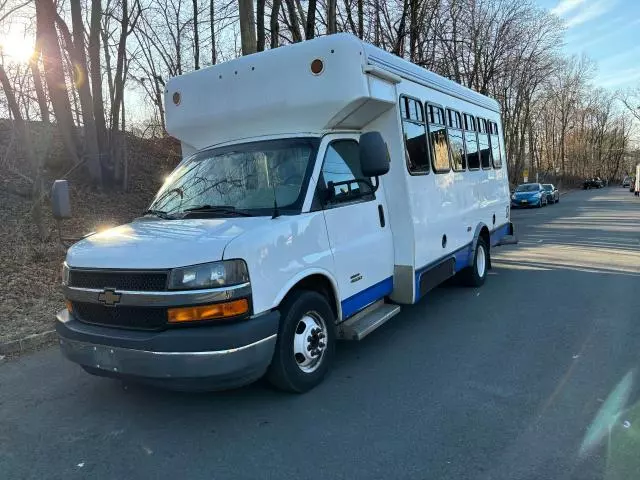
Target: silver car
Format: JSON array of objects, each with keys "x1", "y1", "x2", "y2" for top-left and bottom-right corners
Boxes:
[{"x1": 542, "y1": 184, "x2": 559, "y2": 204}]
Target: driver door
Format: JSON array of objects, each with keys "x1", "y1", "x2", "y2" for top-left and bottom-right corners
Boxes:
[{"x1": 315, "y1": 134, "x2": 394, "y2": 319}]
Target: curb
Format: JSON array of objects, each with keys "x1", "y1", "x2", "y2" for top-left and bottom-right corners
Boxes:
[{"x1": 0, "y1": 330, "x2": 57, "y2": 356}]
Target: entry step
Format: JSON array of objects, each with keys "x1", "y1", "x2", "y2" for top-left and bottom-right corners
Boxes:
[{"x1": 338, "y1": 301, "x2": 401, "y2": 341}]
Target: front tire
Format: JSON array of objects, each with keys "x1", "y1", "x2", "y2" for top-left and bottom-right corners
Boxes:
[
  {"x1": 267, "y1": 290, "x2": 336, "y2": 393},
  {"x1": 462, "y1": 238, "x2": 489, "y2": 287}
]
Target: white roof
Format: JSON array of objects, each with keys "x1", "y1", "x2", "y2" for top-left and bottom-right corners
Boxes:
[{"x1": 165, "y1": 34, "x2": 500, "y2": 150}]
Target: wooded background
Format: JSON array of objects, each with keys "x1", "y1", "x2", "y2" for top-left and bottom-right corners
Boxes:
[{"x1": 1, "y1": 0, "x2": 639, "y2": 229}]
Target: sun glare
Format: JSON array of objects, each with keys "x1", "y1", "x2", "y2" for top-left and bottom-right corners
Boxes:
[{"x1": 0, "y1": 31, "x2": 34, "y2": 63}]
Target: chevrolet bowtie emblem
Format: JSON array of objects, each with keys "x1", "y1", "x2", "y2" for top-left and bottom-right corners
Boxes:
[{"x1": 98, "y1": 289, "x2": 121, "y2": 306}]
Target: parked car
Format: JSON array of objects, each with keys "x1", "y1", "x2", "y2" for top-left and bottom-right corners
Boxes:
[
  {"x1": 542, "y1": 184, "x2": 559, "y2": 204},
  {"x1": 583, "y1": 178, "x2": 603, "y2": 189},
  {"x1": 622, "y1": 177, "x2": 631, "y2": 188},
  {"x1": 511, "y1": 183, "x2": 548, "y2": 208}
]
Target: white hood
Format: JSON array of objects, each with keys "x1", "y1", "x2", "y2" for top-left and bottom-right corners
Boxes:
[{"x1": 66, "y1": 217, "x2": 273, "y2": 269}]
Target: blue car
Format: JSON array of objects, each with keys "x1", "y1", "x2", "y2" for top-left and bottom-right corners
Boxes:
[{"x1": 511, "y1": 183, "x2": 548, "y2": 208}]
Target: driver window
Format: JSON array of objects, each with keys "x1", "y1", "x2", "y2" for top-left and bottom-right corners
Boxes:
[{"x1": 321, "y1": 140, "x2": 374, "y2": 205}]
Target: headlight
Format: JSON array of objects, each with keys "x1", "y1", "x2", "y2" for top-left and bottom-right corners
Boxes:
[
  {"x1": 168, "y1": 260, "x2": 249, "y2": 290},
  {"x1": 61, "y1": 262, "x2": 70, "y2": 285},
  {"x1": 511, "y1": 194, "x2": 516, "y2": 200}
]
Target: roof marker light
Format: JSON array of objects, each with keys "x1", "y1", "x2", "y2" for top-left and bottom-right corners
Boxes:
[{"x1": 310, "y1": 59, "x2": 324, "y2": 75}]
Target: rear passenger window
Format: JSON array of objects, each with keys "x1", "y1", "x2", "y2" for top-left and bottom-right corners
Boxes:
[
  {"x1": 427, "y1": 104, "x2": 450, "y2": 173},
  {"x1": 477, "y1": 119, "x2": 491, "y2": 169},
  {"x1": 489, "y1": 121, "x2": 502, "y2": 169},
  {"x1": 446, "y1": 109, "x2": 465, "y2": 171},
  {"x1": 400, "y1": 96, "x2": 430, "y2": 174},
  {"x1": 464, "y1": 114, "x2": 480, "y2": 170}
]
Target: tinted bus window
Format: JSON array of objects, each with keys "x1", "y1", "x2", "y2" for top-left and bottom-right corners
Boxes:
[
  {"x1": 464, "y1": 114, "x2": 480, "y2": 170},
  {"x1": 427, "y1": 104, "x2": 450, "y2": 173},
  {"x1": 446, "y1": 109, "x2": 465, "y2": 171},
  {"x1": 400, "y1": 96, "x2": 430, "y2": 174}
]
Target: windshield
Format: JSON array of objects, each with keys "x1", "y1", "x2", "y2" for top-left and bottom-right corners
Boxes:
[
  {"x1": 148, "y1": 138, "x2": 319, "y2": 217},
  {"x1": 542, "y1": 184, "x2": 553, "y2": 191},
  {"x1": 515, "y1": 184, "x2": 539, "y2": 192}
]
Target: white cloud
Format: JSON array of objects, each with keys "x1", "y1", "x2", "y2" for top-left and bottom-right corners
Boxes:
[
  {"x1": 551, "y1": 0, "x2": 588, "y2": 16},
  {"x1": 564, "y1": 0, "x2": 617, "y2": 28}
]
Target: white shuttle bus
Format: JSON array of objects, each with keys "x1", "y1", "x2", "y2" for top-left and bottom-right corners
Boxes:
[{"x1": 55, "y1": 34, "x2": 513, "y2": 392}]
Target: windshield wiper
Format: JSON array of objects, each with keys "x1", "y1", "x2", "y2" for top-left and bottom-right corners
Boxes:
[
  {"x1": 142, "y1": 209, "x2": 176, "y2": 220},
  {"x1": 181, "y1": 205, "x2": 254, "y2": 217}
]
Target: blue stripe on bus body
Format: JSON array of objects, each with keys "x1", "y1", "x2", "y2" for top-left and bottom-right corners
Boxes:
[
  {"x1": 490, "y1": 223, "x2": 510, "y2": 247},
  {"x1": 341, "y1": 276, "x2": 394, "y2": 320}
]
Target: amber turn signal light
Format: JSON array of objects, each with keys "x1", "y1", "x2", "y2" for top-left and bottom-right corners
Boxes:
[
  {"x1": 65, "y1": 300, "x2": 73, "y2": 313},
  {"x1": 167, "y1": 299, "x2": 249, "y2": 323}
]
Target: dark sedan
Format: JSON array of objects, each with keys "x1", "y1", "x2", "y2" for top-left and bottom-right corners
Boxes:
[{"x1": 542, "y1": 184, "x2": 559, "y2": 204}]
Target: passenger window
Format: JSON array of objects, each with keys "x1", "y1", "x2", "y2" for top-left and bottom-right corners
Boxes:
[
  {"x1": 464, "y1": 114, "x2": 480, "y2": 170},
  {"x1": 427, "y1": 104, "x2": 450, "y2": 173},
  {"x1": 400, "y1": 96, "x2": 430, "y2": 174},
  {"x1": 490, "y1": 121, "x2": 502, "y2": 169},
  {"x1": 478, "y1": 119, "x2": 491, "y2": 169},
  {"x1": 446, "y1": 109, "x2": 465, "y2": 171},
  {"x1": 321, "y1": 140, "x2": 373, "y2": 205}
]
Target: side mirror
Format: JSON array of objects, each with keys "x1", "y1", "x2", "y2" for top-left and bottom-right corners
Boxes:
[
  {"x1": 51, "y1": 180, "x2": 71, "y2": 220},
  {"x1": 359, "y1": 131, "x2": 390, "y2": 178}
]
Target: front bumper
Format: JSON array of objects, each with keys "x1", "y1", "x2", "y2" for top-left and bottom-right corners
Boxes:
[
  {"x1": 511, "y1": 198, "x2": 540, "y2": 207},
  {"x1": 56, "y1": 309, "x2": 279, "y2": 390}
]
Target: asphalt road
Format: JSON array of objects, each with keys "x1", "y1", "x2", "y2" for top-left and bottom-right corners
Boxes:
[{"x1": 1, "y1": 187, "x2": 639, "y2": 480}]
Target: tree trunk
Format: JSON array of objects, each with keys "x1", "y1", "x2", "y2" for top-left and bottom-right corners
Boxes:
[
  {"x1": 210, "y1": 0, "x2": 216, "y2": 63},
  {"x1": 193, "y1": 0, "x2": 200, "y2": 69},
  {"x1": 305, "y1": 0, "x2": 316, "y2": 39},
  {"x1": 29, "y1": 55, "x2": 49, "y2": 123},
  {"x1": 327, "y1": 0, "x2": 337, "y2": 34},
  {"x1": 89, "y1": 0, "x2": 107, "y2": 154},
  {"x1": 36, "y1": 0, "x2": 79, "y2": 166},
  {"x1": 357, "y1": 0, "x2": 363, "y2": 38},
  {"x1": 270, "y1": 0, "x2": 282, "y2": 48},
  {"x1": 111, "y1": 0, "x2": 129, "y2": 132},
  {"x1": 71, "y1": 0, "x2": 102, "y2": 185},
  {"x1": 257, "y1": 0, "x2": 266, "y2": 51},
  {"x1": 284, "y1": 0, "x2": 302, "y2": 42},
  {"x1": 238, "y1": 0, "x2": 257, "y2": 55}
]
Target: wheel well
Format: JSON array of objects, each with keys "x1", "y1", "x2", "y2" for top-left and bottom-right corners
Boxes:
[
  {"x1": 479, "y1": 226, "x2": 490, "y2": 248},
  {"x1": 281, "y1": 274, "x2": 339, "y2": 319},
  {"x1": 479, "y1": 225, "x2": 491, "y2": 268}
]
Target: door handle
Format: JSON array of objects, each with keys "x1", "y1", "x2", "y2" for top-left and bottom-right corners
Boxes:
[{"x1": 378, "y1": 204, "x2": 385, "y2": 228}]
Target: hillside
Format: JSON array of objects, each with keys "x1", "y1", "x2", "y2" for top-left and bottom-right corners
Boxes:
[{"x1": 0, "y1": 121, "x2": 181, "y2": 345}]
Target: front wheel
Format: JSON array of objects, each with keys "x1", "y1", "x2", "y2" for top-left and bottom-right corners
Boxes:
[
  {"x1": 462, "y1": 238, "x2": 489, "y2": 287},
  {"x1": 267, "y1": 290, "x2": 336, "y2": 393}
]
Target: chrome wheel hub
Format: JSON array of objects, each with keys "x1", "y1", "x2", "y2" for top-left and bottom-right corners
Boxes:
[
  {"x1": 477, "y1": 244, "x2": 486, "y2": 278},
  {"x1": 293, "y1": 311, "x2": 327, "y2": 373}
]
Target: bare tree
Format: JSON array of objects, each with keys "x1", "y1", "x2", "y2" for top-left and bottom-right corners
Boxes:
[{"x1": 238, "y1": 0, "x2": 257, "y2": 54}]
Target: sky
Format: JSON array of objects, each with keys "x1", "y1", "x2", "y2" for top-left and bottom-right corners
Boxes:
[{"x1": 538, "y1": 0, "x2": 640, "y2": 90}]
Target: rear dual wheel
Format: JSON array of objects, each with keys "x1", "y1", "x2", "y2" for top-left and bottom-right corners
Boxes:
[{"x1": 462, "y1": 237, "x2": 489, "y2": 287}]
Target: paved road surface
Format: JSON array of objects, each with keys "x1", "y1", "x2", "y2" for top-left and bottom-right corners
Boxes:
[{"x1": 1, "y1": 187, "x2": 639, "y2": 480}]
